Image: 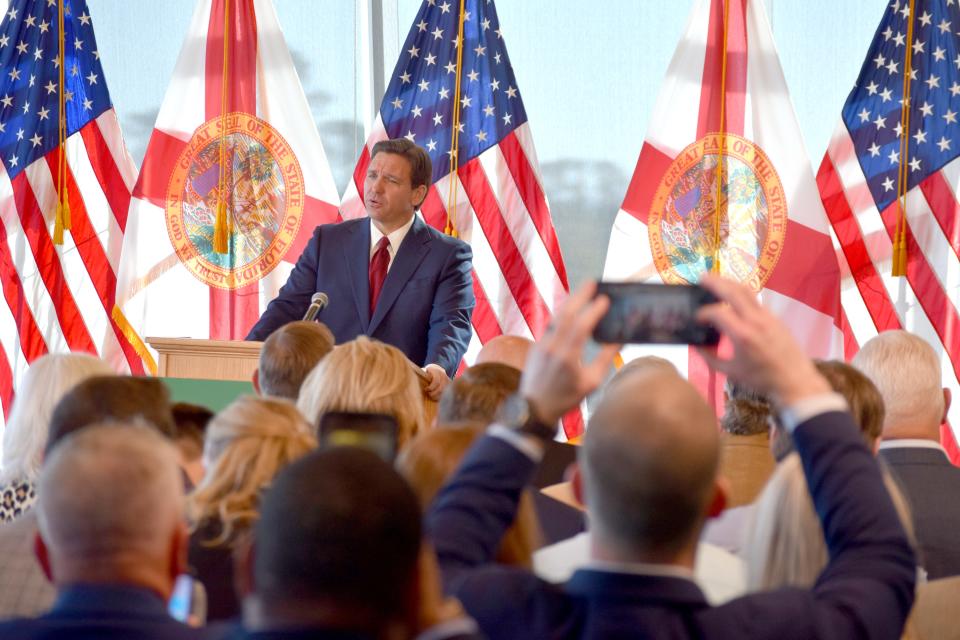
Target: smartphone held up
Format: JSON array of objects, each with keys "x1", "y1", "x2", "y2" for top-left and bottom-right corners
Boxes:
[{"x1": 593, "y1": 282, "x2": 720, "y2": 346}]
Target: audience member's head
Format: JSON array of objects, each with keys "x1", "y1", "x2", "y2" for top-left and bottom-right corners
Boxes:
[
  {"x1": 744, "y1": 452, "x2": 914, "y2": 591},
  {"x1": 297, "y1": 336, "x2": 425, "y2": 447},
  {"x1": 853, "y1": 330, "x2": 947, "y2": 441},
  {"x1": 46, "y1": 376, "x2": 176, "y2": 457},
  {"x1": 243, "y1": 447, "x2": 422, "y2": 634},
  {"x1": 398, "y1": 425, "x2": 541, "y2": 567},
  {"x1": 170, "y1": 402, "x2": 214, "y2": 488},
  {"x1": 35, "y1": 423, "x2": 187, "y2": 599},
  {"x1": 719, "y1": 382, "x2": 772, "y2": 436},
  {"x1": 256, "y1": 320, "x2": 335, "y2": 400},
  {"x1": 188, "y1": 396, "x2": 315, "y2": 546},
  {"x1": 578, "y1": 366, "x2": 722, "y2": 565},
  {"x1": 474, "y1": 335, "x2": 534, "y2": 371},
  {"x1": 604, "y1": 355, "x2": 680, "y2": 396},
  {"x1": 436, "y1": 362, "x2": 521, "y2": 427},
  {"x1": 0, "y1": 353, "x2": 112, "y2": 484}
]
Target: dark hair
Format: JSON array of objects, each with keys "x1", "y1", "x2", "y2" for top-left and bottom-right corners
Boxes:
[
  {"x1": 253, "y1": 447, "x2": 422, "y2": 618},
  {"x1": 171, "y1": 402, "x2": 214, "y2": 444},
  {"x1": 720, "y1": 382, "x2": 773, "y2": 436},
  {"x1": 46, "y1": 376, "x2": 176, "y2": 456},
  {"x1": 371, "y1": 139, "x2": 433, "y2": 203},
  {"x1": 437, "y1": 363, "x2": 521, "y2": 425},
  {"x1": 259, "y1": 320, "x2": 335, "y2": 400}
]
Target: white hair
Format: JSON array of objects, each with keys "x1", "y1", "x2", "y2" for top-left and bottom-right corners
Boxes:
[
  {"x1": 852, "y1": 330, "x2": 944, "y2": 430},
  {"x1": 0, "y1": 353, "x2": 113, "y2": 484},
  {"x1": 36, "y1": 422, "x2": 183, "y2": 562}
]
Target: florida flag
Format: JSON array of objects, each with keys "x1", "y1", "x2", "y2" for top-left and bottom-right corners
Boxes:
[
  {"x1": 602, "y1": 0, "x2": 844, "y2": 402},
  {"x1": 115, "y1": 0, "x2": 340, "y2": 371}
]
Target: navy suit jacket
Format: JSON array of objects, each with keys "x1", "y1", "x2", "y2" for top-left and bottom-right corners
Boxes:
[
  {"x1": 880, "y1": 445, "x2": 960, "y2": 579},
  {"x1": 0, "y1": 584, "x2": 223, "y2": 639},
  {"x1": 246, "y1": 216, "x2": 474, "y2": 377},
  {"x1": 427, "y1": 413, "x2": 917, "y2": 640}
]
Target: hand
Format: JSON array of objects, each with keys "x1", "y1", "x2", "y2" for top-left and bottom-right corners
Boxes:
[
  {"x1": 423, "y1": 364, "x2": 450, "y2": 401},
  {"x1": 520, "y1": 281, "x2": 621, "y2": 425},
  {"x1": 414, "y1": 541, "x2": 466, "y2": 633},
  {"x1": 696, "y1": 274, "x2": 831, "y2": 407}
]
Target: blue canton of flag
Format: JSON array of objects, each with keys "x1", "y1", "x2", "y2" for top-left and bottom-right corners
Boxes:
[
  {"x1": 0, "y1": 0, "x2": 111, "y2": 180},
  {"x1": 842, "y1": 0, "x2": 960, "y2": 212},
  {"x1": 379, "y1": 0, "x2": 528, "y2": 181}
]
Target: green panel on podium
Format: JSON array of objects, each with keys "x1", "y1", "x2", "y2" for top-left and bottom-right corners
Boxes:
[{"x1": 161, "y1": 377, "x2": 254, "y2": 412}]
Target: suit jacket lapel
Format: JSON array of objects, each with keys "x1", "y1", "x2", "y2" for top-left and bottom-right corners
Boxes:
[
  {"x1": 368, "y1": 216, "x2": 431, "y2": 334},
  {"x1": 342, "y1": 220, "x2": 372, "y2": 333}
]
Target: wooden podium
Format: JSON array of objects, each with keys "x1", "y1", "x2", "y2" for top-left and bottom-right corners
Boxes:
[{"x1": 147, "y1": 337, "x2": 263, "y2": 382}]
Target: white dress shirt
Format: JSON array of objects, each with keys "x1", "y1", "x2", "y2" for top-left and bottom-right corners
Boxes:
[{"x1": 369, "y1": 215, "x2": 416, "y2": 270}]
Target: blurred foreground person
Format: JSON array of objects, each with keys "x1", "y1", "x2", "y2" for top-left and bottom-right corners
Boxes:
[
  {"x1": 427, "y1": 278, "x2": 916, "y2": 639},
  {"x1": 0, "y1": 424, "x2": 220, "y2": 639}
]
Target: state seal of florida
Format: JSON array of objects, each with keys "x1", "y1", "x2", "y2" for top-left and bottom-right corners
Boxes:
[
  {"x1": 165, "y1": 112, "x2": 304, "y2": 290},
  {"x1": 648, "y1": 133, "x2": 786, "y2": 292}
]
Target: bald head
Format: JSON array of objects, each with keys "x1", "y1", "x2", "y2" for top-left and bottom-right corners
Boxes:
[
  {"x1": 475, "y1": 335, "x2": 534, "y2": 371},
  {"x1": 853, "y1": 330, "x2": 945, "y2": 440},
  {"x1": 37, "y1": 423, "x2": 185, "y2": 591},
  {"x1": 582, "y1": 369, "x2": 719, "y2": 560}
]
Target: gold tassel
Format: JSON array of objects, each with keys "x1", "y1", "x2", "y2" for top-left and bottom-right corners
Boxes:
[
  {"x1": 892, "y1": 232, "x2": 906, "y2": 277},
  {"x1": 53, "y1": 204, "x2": 64, "y2": 245},
  {"x1": 213, "y1": 197, "x2": 229, "y2": 254}
]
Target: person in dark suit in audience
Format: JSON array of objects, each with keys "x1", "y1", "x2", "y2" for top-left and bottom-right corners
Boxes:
[
  {"x1": 854, "y1": 330, "x2": 960, "y2": 579},
  {"x1": 427, "y1": 277, "x2": 916, "y2": 640},
  {"x1": 0, "y1": 423, "x2": 220, "y2": 639},
  {"x1": 253, "y1": 320, "x2": 335, "y2": 400},
  {"x1": 246, "y1": 138, "x2": 475, "y2": 399},
  {"x1": 232, "y1": 446, "x2": 480, "y2": 640}
]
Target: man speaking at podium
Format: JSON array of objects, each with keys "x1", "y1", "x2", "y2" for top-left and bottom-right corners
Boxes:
[{"x1": 247, "y1": 139, "x2": 475, "y2": 398}]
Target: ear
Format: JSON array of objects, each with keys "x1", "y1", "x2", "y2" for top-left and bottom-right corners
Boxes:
[
  {"x1": 943, "y1": 388, "x2": 952, "y2": 424},
  {"x1": 569, "y1": 462, "x2": 585, "y2": 508},
  {"x1": 252, "y1": 369, "x2": 261, "y2": 395},
  {"x1": 34, "y1": 532, "x2": 53, "y2": 583},
  {"x1": 411, "y1": 184, "x2": 428, "y2": 210},
  {"x1": 233, "y1": 532, "x2": 256, "y2": 600},
  {"x1": 706, "y1": 476, "x2": 728, "y2": 519}
]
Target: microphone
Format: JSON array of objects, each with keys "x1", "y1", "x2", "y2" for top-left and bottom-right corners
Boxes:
[{"x1": 302, "y1": 292, "x2": 329, "y2": 322}]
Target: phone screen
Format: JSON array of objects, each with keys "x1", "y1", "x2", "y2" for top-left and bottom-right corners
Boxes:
[
  {"x1": 318, "y1": 412, "x2": 400, "y2": 462},
  {"x1": 593, "y1": 282, "x2": 720, "y2": 345}
]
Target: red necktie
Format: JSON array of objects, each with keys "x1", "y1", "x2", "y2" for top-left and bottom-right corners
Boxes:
[{"x1": 368, "y1": 236, "x2": 391, "y2": 318}]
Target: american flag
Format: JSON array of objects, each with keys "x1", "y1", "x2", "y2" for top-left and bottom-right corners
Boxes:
[
  {"x1": 0, "y1": 0, "x2": 142, "y2": 422},
  {"x1": 817, "y1": 0, "x2": 960, "y2": 459},
  {"x1": 341, "y1": 0, "x2": 581, "y2": 437}
]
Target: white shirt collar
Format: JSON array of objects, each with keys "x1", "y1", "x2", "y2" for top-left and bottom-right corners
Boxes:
[
  {"x1": 878, "y1": 439, "x2": 948, "y2": 454},
  {"x1": 370, "y1": 215, "x2": 416, "y2": 268}
]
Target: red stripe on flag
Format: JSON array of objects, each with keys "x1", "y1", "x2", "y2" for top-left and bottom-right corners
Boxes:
[
  {"x1": 499, "y1": 132, "x2": 569, "y2": 289},
  {"x1": 698, "y1": 0, "x2": 748, "y2": 137},
  {"x1": 458, "y1": 159, "x2": 552, "y2": 337},
  {"x1": 839, "y1": 307, "x2": 859, "y2": 361},
  {"x1": 817, "y1": 156, "x2": 901, "y2": 332},
  {"x1": 132, "y1": 129, "x2": 188, "y2": 208},
  {"x1": 561, "y1": 409, "x2": 584, "y2": 440},
  {"x1": 919, "y1": 171, "x2": 960, "y2": 261},
  {"x1": 354, "y1": 144, "x2": 371, "y2": 207},
  {"x1": 765, "y1": 220, "x2": 842, "y2": 320},
  {"x1": 286, "y1": 195, "x2": 340, "y2": 262},
  {"x1": 879, "y1": 202, "x2": 960, "y2": 384},
  {"x1": 0, "y1": 216, "x2": 47, "y2": 363},
  {"x1": 44, "y1": 151, "x2": 145, "y2": 375},
  {"x1": 620, "y1": 143, "x2": 674, "y2": 223},
  {"x1": 79, "y1": 122, "x2": 131, "y2": 231},
  {"x1": 0, "y1": 347, "x2": 12, "y2": 419},
  {"x1": 206, "y1": 0, "x2": 260, "y2": 339},
  {"x1": 942, "y1": 422, "x2": 960, "y2": 467},
  {"x1": 10, "y1": 173, "x2": 97, "y2": 353}
]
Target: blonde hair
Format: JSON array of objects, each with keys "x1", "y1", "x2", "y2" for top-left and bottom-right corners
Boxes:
[
  {"x1": 297, "y1": 336, "x2": 425, "y2": 447},
  {"x1": 1, "y1": 353, "x2": 113, "y2": 484},
  {"x1": 397, "y1": 425, "x2": 541, "y2": 567},
  {"x1": 187, "y1": 396, "x2": 315, "y2": 545},
  {"x1": 744, "y1": 453, "x2": 915, "y2": 590}
]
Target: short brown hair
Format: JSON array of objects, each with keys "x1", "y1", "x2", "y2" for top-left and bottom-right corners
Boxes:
[
  {"x1": 437, "y1": 363, "x2": 521, "y2": 425},
  {"x1": 720, "y1": 382, "x2": 773, "y2": 436},
  {"x1": 46, "y1": 376, "x2": 176, "y2": 456},
  {"x1": 371, "y1": 139, "x2": 433, "y2": 199},
  {"x1": 259, "y1": 321, "x2": 335, "y2": 400}
]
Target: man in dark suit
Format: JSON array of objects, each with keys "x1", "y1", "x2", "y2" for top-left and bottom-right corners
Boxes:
[
  {"x1": 0, "y1": 422, "x2": 220, "y2": 640},
  {"x1": 854, "y1": 329, "x2": 960, "y2": 579},
  {"x1": 427, "y1": 277, "x2": 916, "y2": 640},
  {"x1": 231, "y1": 446, "x2": 480, "y2": 640},
  {"x1": 247, "y1": 138, "x2": 474, "y2": 398}
]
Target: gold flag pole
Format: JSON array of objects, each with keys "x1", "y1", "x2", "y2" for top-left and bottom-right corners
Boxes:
[
  {"x1": 711, "y1": 0, "x2": 730, "y2": 275},
  {"x1": 892, "y1": 0, "x2": 917, "y2": 277},
  {"x1": 444, "y1": 0, "x2": 468, "y2": 238},
  {"x1": 213, "y1": 0, "x2": 232, "y2": 254},
  {"x1": 53, "y1": 0, "x2": 71, "y2": 245}
]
